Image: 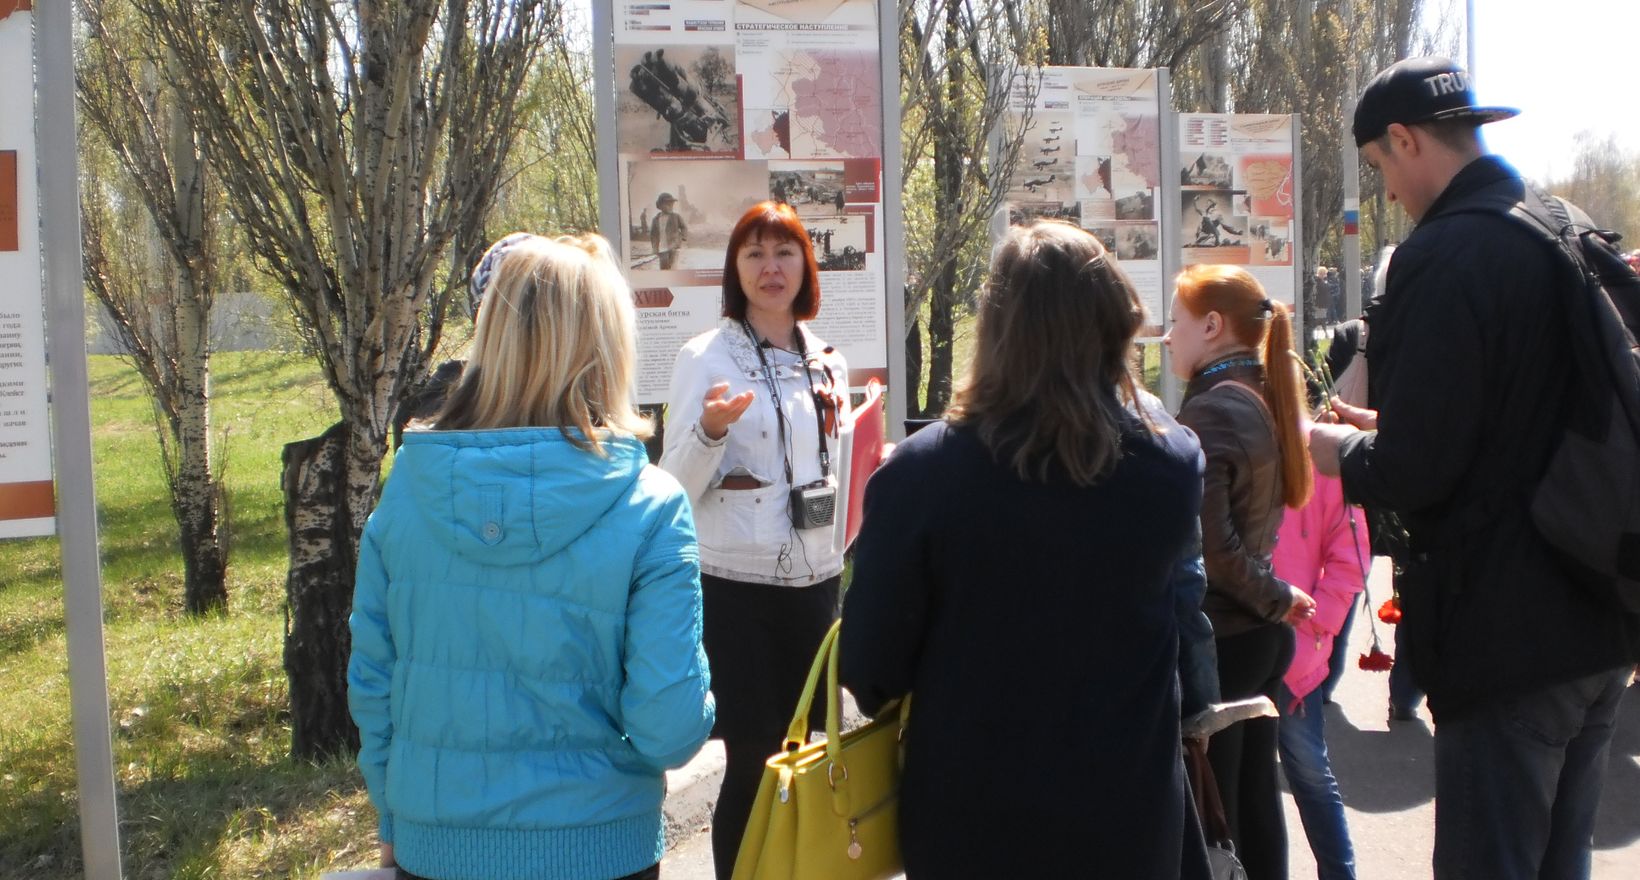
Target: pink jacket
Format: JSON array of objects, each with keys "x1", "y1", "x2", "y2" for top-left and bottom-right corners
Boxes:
[{"x1": 1271, "y1": 468, "x2": 1370, "y2": 707}]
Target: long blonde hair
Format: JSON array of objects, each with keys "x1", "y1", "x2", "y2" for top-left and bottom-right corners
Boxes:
[
  {"x1": 436, "y1": 234, "x2": 652, "y2": 452},
  {"x1": 948, "y1": 221, "x2": 1145, "y2": 487},
  {"x1": 1174, "y1": 264, "x2": 1312, "y2": 508}
]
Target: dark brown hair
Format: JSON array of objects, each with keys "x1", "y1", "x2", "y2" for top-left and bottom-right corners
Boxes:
[
  {"x1": 947, "y1": 220, "x2": 1146, "y2": 487},
  {"x1": 1174, "y1": 264, "x2": 1313, "y2": 508},
  {"x1": 720, "y1": 201, "x2": 822, "y2": 321}
]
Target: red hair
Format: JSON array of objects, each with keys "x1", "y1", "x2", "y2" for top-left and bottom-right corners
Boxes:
[
  {"x1": 721, "y1": 201, "x2": 822, "y2": 321},
  {"x1": 1175, "y1": 264, "x2": 1313, "y2": 508}
]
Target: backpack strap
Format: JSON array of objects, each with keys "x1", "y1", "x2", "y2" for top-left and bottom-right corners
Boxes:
[{"x1": 1215, "y1": 379, "x2": 1280, "y2": 439}]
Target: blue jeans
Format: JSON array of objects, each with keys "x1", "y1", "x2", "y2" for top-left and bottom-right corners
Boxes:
[
  {"x1": 1388, "y1": 618, "x2": 1424, "y2": 715},
  {"x1": 1278, "y1": 684, "x2": 1358, "y2": 880},
  {"x1": 1432, "y1": 666, "x2": 1630, "y2": 880},
  {"x1": 1321, "y1": 595, "x2": 1358, "y2": 702}
]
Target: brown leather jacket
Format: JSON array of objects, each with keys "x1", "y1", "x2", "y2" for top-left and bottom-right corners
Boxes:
[{"x1": 1177, "y1": 354, "x2": 1294, "y2": 637}]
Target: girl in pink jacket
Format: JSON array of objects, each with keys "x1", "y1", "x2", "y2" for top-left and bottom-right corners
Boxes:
[{"x1": 1272, "y1": 466, "x2": 1368, "y2": 880}]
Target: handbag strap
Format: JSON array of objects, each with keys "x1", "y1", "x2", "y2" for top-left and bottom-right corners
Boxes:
[
  {"x1": 783, "y1": 620, "x2": 842, "y2": 751},
  {"x1": 1184, "y1": 738, "x2": 1234, "y2": 847},
  {"x1": 781, "y1": 620, "x2": 911, "y2": 771}
]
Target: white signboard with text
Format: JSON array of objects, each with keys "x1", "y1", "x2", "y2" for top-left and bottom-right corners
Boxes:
[
  {"x1": 0, "y1": 0, "x2": 55, "y2": 539},
  {"x1": 605, "y1": 0, "x2": 892, "y2": 399},
  {"x1": 1002, "y1": 67, "x2": 1167, "y2": 338},
  {"x1": 1177, "y1": 112, "x2": 1300, "y2": 309}
]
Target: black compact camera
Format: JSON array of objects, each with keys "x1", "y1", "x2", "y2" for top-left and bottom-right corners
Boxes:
[{"x1": 789, "y1": 480, "x2": 837, "y2": 529}]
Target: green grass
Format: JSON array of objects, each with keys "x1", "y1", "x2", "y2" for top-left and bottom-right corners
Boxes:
[{"x1": 0, "y1": 351, "x2": 388, "y2": 879}]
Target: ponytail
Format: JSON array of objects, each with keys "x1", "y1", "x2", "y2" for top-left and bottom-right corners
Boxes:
[
  {"x1": 1174, "y1": 265, "x2": 1315, "y2": 508},
  {"x1": 1261, "y1": 300, "x2": 1313, "y2": 508}
]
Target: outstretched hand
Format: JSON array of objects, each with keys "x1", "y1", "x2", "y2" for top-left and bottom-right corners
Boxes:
[{"x1": 699, "y1": 382, "x2": 754, "y2": 440}]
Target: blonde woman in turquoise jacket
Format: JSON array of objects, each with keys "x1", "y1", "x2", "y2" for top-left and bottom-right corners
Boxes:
[{"x1": 347, "y1": 234, "x2": 714, "y2": 880}]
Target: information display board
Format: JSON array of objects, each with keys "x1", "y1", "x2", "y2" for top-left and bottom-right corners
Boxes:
[
  {"x1": 604, "y1": 0, "x2": 892, "y2": 399},
  {"x1": 0, "y1": 0, "x2": 55, "y2": 539},
  {"x1": 1177, "y1": 112, "x2": 1300, "y2": 308},
  {"x1": 1001, "y1": 67, "x2": 1166, "y2": 337}
]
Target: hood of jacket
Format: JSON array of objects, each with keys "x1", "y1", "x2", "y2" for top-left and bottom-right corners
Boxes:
[{"x1": 386, "y1": 427, "x2": 650, "y2": 567}]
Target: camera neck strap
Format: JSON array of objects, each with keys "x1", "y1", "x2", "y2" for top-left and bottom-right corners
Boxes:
[{"x1": 741, "y1": 320, "x2": 830, "y2": 482}]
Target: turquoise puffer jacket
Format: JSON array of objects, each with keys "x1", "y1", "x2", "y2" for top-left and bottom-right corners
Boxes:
[{"x1": 348, "y1": 429, "x2": 714, "y2": 880}]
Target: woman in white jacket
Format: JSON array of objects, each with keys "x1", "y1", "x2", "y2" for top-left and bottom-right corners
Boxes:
[{"x1": 659, "y1": 200, "x2": 850, "y2": 879}]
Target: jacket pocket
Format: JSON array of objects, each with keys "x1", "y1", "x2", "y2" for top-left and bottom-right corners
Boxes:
[{"x1": 697, "y1": 483, "x2": 784, "y2": 556}]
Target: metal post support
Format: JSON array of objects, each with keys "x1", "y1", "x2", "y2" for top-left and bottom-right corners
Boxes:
[
  {"x1": 1290, "y1": 114, "x2": 1306, "y2": 347},
  {"x1": 1156, "y1": 69, "x2": 1182, "y2": 412},
  {"x1": 592, "y1": 0, "x2": 621, "y2": 250},
  {"x1": 1466, "y1": 0, "x2": 1478, "y2": 81},
  {"x1": 879, "y1": 0, "x2": 907, "y2": 441},
  {"x1": 38, "y1": 1, "x2": 123, "y2": 876},
  {"x1": 1341, "y1": 0, "x2": 1362, "y2": 321}
]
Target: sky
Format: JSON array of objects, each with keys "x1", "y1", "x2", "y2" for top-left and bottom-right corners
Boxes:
[{"x1": 1469, "y1": 0, "x2": 1640, "y2": 182}]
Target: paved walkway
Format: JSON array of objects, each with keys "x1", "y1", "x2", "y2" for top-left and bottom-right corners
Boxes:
[{"x1": 661, "y1": 557, "x2": 1640, "y2": 878}]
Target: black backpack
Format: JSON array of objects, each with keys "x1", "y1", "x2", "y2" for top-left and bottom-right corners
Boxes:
[{"x1": 1482, "y1": 188, "x2": 1640, "y2": 611}]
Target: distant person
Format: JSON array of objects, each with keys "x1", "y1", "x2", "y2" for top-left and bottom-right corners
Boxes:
[
  {"x1": 1325, "y1": 268, "x2": 1343, "y2": 323},
  {"x1": 649, "y1": 192, "x2": 688, "y2": 270},
  {"x1": 658, "y1": 201, "x2": 851, "y2": 880},
  {"x1": 1166, "y1": 264, "x2": 1317, "y2": 880},
  {"x1": 349, "y1": 234, "x2": 713, "y2": 880},
  {"x1": 840, "y1": 221, "x2": 1212, "y2": 878},
  {"x1": 1309, "y1": 56, "x2": 1638, "y2": 879}
]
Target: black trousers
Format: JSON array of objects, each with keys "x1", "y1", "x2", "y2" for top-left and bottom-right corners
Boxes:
[
  {"x1": 1208, "y1": 623, "x2": 1295, "y2": 880},
  {"x1": 701, "y1": 572, "x2": 841, "y2": 880}
]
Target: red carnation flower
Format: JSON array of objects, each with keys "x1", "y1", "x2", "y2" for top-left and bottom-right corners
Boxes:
[
  {"x1": 1358, "y1": 646, "x2": 1394, "y2": 672},
  {"x1": 1377, "y1": 596, "x2": 1402, "y2": 625}
]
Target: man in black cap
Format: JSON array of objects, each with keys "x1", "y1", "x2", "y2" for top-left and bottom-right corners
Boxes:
[{"x1": 1309, "y1": 57, "x2": 1637, "y2": 879}]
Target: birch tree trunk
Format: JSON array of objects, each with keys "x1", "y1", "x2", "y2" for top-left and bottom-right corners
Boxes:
[
  {"x1": 167, "y1": 91, "x2": 228, "y2": 615},
  {"x1": 79, "y1": 4, "x2": 229, "y2": 615}
]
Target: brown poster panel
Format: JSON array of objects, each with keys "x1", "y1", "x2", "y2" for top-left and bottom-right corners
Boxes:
[
  {"x1": 0, "y1": 2, "x2": 33, "y2": 23},
  {"x1": 0, "y1": 481, "x2": 54, "y2": 521},
  {"x1": 0, "y1": 151, "x2": 17, "y2": 252}
]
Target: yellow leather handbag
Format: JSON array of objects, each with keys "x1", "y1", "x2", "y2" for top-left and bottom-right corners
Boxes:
[{"x1": 730, "y1": 619, "x2": 907, "y2": 880}]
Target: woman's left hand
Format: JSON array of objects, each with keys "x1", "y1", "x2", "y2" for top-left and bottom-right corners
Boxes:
[{"x1": 1284, "y1": 586, "x2": 1317, "y2": 624}]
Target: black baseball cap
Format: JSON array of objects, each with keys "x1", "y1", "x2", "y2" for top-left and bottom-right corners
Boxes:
[{"x1": 1353, "y1": 56, "x2": 1517, "y2": 147}]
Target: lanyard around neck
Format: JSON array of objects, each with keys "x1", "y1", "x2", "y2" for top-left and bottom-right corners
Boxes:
[{"x1": 742, "y1": 321, "x2": 830, "y2": 482}]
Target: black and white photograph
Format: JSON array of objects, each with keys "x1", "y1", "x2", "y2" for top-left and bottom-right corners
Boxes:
[
  {"x1": 617, "y1": 45, "x2": 740, "y2": 155},
  {"x1": 1180, "y1": 151, "x2": 1233, "y2": 188},
  {"x1": 1085, "y1": 225, "x2": 1119, "y2": 255},
  {"x1": 769, "y1": 162, "x2": 847, "y2": 216},
  {"x1": 1181, "y1": 190, "x2": 1247, "y2": 248},
  {"x1": 1249, "y1": 218, "x2": 1292, "y2": 265},
  {"x1": 1017, "y1": 110, "x2": 1074, "y2": 161},
  {"x1": 625, "y1": 159, "x2": 770, "y2": 272},
  {"x1": 1008, "y1": 200, "x2": 1081, "y2": 227},
  {"x1": 1115, "y1": 222, "x2": 1159, "y2": 262},
  {"x1": 1114, "y1": 187, "x2": 1154, "y2": 221},
  {"x1": 804, "y1": 213, "x2": 869, "y2": 271}
]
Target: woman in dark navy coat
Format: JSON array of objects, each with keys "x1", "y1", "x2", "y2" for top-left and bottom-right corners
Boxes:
[{"x1": 840, "y1": 221, "x2": 1210, "y2": 878}]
